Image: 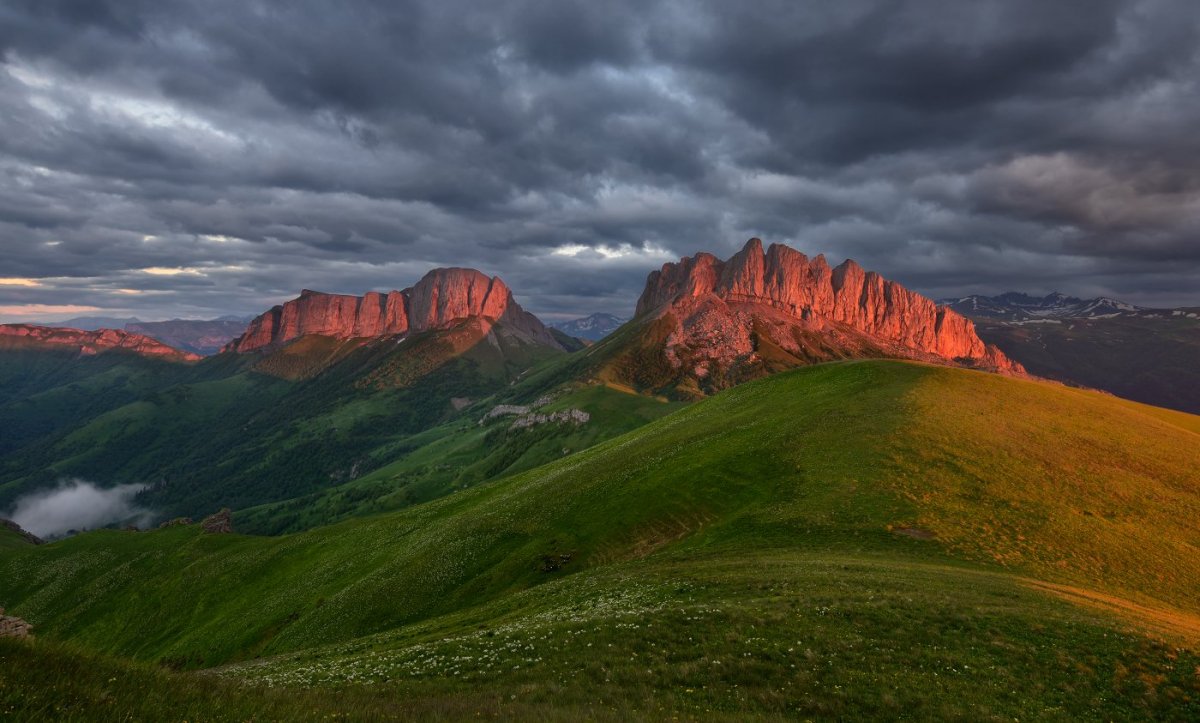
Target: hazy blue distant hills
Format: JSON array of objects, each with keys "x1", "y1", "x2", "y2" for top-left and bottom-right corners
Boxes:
[
  {"x1": 44, "y1": 316, "x2": 144, "y2": 330},
  {"x1": 550, "y1": 312, "x2": 628, "y2": 341},
  {"x1": 943, "y1": 292, "x2": 1200, "y2": 414},
  {"x1": 39, "y1": 316, "x2": 252, "y2": 355},
  {"x1": 940, "y1": 291, "x2": 1155, "y2": 320},
  {"x1": 124, "y1": 318, "x2": 249, "y2": 355}
]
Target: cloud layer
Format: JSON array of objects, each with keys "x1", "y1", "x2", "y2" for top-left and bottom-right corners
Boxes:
[
  {"x1": 2, "y1": 0, "x2": 1199, "y2": 323},
  {"x1": 4, "y1": 479, "x2": 154, "y2": 538}
]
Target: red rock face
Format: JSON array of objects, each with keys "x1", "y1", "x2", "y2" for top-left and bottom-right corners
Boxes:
[
  {"x1": 635, "y1": 238, "x2": 1023, "y2": 381},
  {"x1": 0, "y1": 324, "x2": 201, "y2": 362},
  {"x1": 226, "y1": 267, "x2": 561, "y2": 352}
]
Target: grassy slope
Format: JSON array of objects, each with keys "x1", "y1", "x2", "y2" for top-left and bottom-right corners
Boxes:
[
  {"x1": 0, "y1": 324, "x2": 575, "y2": 519},
  {"x1": 4, "y1": 559, "x2": 1197, "y2": 721},
  {"x1": 0, "y1": 324, "x2": 682, "y2": 536},
  {"x1": 0, "y1": 637, "x2": 555, "y2": 722},
  {"x1": 0, "y1": 525, "x2": 36, "y2": 553},
  {"x1": 226, "y1": 323, "x2": 695, "y2": 533},
  {"x1": 0, "y1": 349, "x2": 203, "y2": 463},
  {"x1": 0, "y1": 350, "x2": 259, "y2": 507},
  {"x1": 3, "y1": 360, "x2": 1200, "y2": 718},
  {"x1": 236, "y1": 383, "x2": 688, "y2": 534}
]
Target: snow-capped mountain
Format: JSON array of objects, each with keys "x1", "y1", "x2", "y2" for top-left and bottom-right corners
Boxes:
[
  {"x1": 550, "y1": 313, "x2": 628, "y2": 341},
  {"x1": 937, "y1": 292, "x2": 1200, "y2": 415},
  {"x1": 940, "y1": 292, "x2": 1146, "y2": 321}
]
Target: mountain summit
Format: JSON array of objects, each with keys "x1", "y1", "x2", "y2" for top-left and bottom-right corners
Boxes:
[
  {"x1": 225, "y1": 268, "x2": 561, "y2": 353},
  {"x1": 551, "y1": 313, "x2": 628, "y2": 341},
  {"x1": 616, "y1": 238, "x2": 1021, "y2": 395},
  {"x1": 0, "y1": 324, "x2": 201, "y2": 362}
]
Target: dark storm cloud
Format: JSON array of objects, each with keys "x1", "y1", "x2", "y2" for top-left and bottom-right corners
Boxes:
[{"x1": 2, "y1": 0, "x2": 1199, "y2": 323}]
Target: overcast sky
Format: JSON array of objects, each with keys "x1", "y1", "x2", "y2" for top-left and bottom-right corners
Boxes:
[{"x1": 2, "y1": 0, "x2": 1199, "y2": 323}]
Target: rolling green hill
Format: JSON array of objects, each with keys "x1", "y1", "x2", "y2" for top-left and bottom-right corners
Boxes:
[
  {"x1": 0, "y1": 320, "x2": 596, "y2": 521},
  {"x1": 0, "y1": 522, "x2": 39, "y2": 552},
  {"x1": 0, "y1": 347, "x2": 208, "y2": 457},
  {"x1": 235, "y1": 382, "x2": 688, "y2": 534},
  {"x1": 3, "y1": 361, "x2": 1198, "y2": 719}
]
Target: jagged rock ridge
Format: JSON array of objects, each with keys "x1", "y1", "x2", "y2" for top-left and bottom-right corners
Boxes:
[
  {"x1": 225, "y1": 267, "x2": 561, "y2": 352},
  {"x1": 627, "y1": 238, "x2": 1021, "y2": 394},
  {"x1": 0, "y1": 324, "x2": 201, "y2": 362}
]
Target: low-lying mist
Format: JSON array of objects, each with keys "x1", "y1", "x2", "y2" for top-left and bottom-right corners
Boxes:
[{"x1": 4, "y1": 479, "x2": 156, "y2": 539}]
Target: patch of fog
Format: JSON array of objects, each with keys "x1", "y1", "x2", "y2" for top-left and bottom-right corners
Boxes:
[{"x1": 4, "y1": 479, "x2": 155, "y2": 539}]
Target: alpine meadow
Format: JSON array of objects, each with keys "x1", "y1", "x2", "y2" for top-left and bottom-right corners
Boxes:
[{"x1": 3, "y1": 1, "x2": 1200, "y2": 721}]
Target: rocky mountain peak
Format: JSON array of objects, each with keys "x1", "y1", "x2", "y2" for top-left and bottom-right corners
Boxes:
[
  {"x1": 406, "y1": 268, "x2": 512, "y2": 330},
  {"x1": 225, "y1": 267, "x2": 559, "y2": 353},
  {"x1": 633, "y1": 238, "x2": 1022, "y2": 385},
  {"x1": 0, "y1": 324, "x2": 202, "y2": 362},
  {"x1": 551, "y1": 313, "x2": 629, "y2": 341}
]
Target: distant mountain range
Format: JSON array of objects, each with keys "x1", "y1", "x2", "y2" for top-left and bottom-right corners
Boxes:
[
  {"x1": 126, "y1": 318, "x2": 251, "y2": 355},
  {"x1": 44, "y1": 316, "x2": 145, "y2": 330},
  {"x1": 945, "y1": 292, "x2": 1200, "y2": 414},
  {"x1": 939, "y1": 292, "x2": 1159, "y2": 320},
  {"x1": 550, "y1": 313, "x2": 628, "y2": 341},
  {"x1": 0, "y1": 324, "x2": 201, "y2": 363},
  {"x1": 41, "y1": 315, "x2": 252, "y2": 355}
]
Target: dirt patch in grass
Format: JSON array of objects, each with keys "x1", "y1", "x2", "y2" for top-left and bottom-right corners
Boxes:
[{"x1": 892, "y1": 526, "x2": 936, "y2": 540}]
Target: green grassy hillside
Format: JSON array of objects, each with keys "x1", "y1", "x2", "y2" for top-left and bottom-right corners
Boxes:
[
  {"x1": 0, "y1": 637, "x2": 475, "y2": 721},
  {"x1": 2, "y1": 361, "x2": 1198, "y2": 718},
  {"x1": 236, "y1": 383, "x2": 687, "y2": 534},
  {"x1": 0, "y1": 524, "x2": 38, "y2": 552},
  {"x1": 4, "y1": 560, "x2": 1196, "y2": 721},
  {"x1": 0, "y1": 322, "x2": 580, "y2": 519},
  {"x1": 0, "y1": 348, "x2": 205, "y2": 459}
]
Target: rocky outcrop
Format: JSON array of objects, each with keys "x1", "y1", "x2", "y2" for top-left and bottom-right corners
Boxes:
[
  {"x1": 0, "y1": 324, "x2": 201, "y2": 362},
  {"x1": 0, "y1": 609, "x2": 32, "y2": 638},
  {"x1": 480, "y1": 404, "x2": 533, "y2": 423},
  {"x1": 628, "y1": 238, "x2": 1022, "y2": 393},
  {"x1": 225, "y1": 268, "x2": 561, "y2": 352},
  {"x1": 510, "y1": 409, "x2": 590, "y2": 429},
  {"x1": 200, "y1": 508, "x2": 234, "y2": 534},
  {"x1": 479, "y1": 394, "x2": 587, "y2": 429},
  {"x1": 0, "y1": 519, "x2": 43, "y2": 545}
]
